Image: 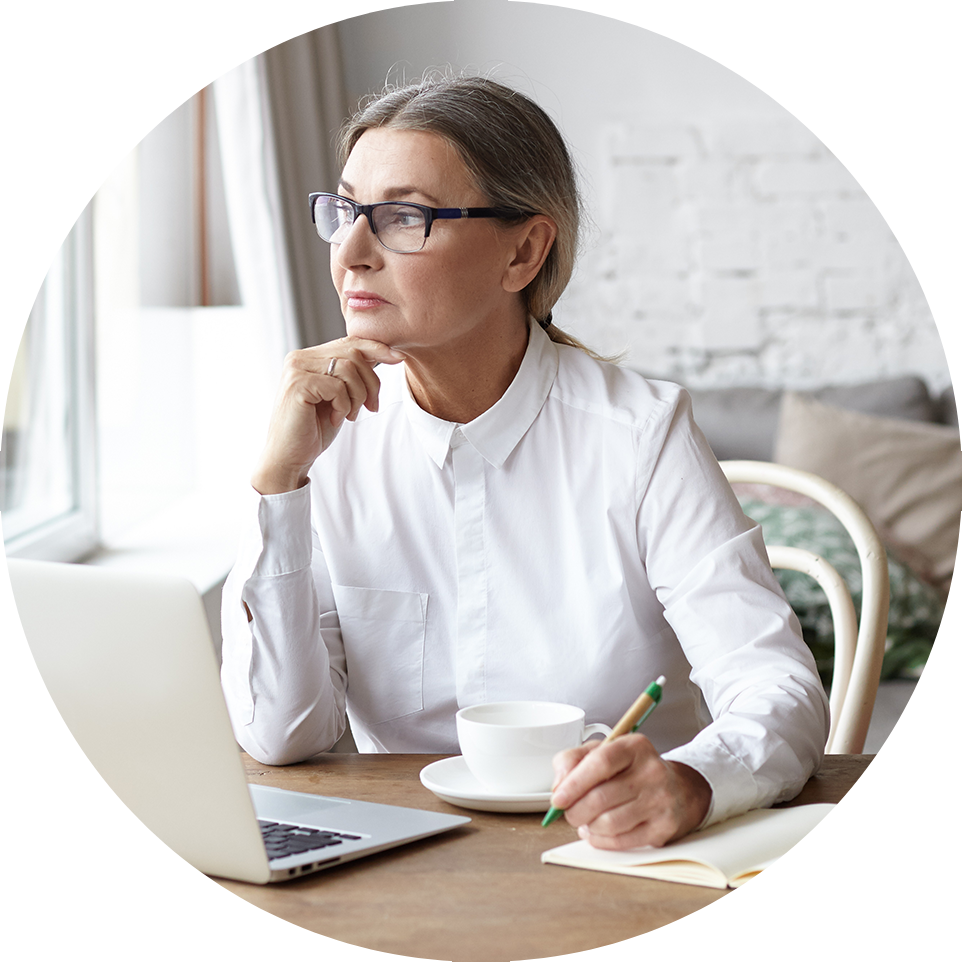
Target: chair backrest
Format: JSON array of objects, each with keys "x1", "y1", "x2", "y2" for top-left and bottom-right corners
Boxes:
[{"x1": 720, "y1": 460, "x2": 890, "y2": 754}]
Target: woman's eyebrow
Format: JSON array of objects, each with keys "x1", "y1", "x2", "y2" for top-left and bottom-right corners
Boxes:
[{"x1": 337, "y1": 179, "x2": 442, "y2": 206}]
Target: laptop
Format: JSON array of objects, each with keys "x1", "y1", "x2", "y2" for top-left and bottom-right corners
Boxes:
[{"x1": 7, "y1": 558, "x2": 469, "y2": 884}]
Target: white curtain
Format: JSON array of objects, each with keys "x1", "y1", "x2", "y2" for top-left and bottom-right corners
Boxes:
[
  {"x1": 207, "y1": 0, "x2": 298, "y2": 359},
  {"x1": 207, "y1": 0, "x2": 344, "y2": 356}
]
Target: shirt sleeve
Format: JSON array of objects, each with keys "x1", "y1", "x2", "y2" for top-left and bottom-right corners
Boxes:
[
  {"x1": 637, "y1": 388, "x2": 831, "y2": 826},
  {"x1": 219, "y1": 481, "x2": 348, "y2": 765}
]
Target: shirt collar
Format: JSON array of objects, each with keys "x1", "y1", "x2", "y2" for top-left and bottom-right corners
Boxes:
[{"x1": 402, "y1": 322, "x2": 560, "y2": 469}]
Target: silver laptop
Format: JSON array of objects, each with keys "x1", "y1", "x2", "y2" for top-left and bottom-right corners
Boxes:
[{"x1": 7, "y1": 558, "x2": 469, "y2": 883}]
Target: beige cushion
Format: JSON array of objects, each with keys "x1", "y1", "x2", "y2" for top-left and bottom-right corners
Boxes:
[{"x1": 773, "y1": 391, "x2": 962, "y2": 591}]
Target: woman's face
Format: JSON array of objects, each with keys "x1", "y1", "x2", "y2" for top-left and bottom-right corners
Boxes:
[{"x1": 330, "y1": 127, "x2": 528, "y2": 357}]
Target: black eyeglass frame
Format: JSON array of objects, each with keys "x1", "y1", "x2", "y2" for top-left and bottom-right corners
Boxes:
[{"x1": 309, "y1": 191, "x2": 536, "y2": 253}]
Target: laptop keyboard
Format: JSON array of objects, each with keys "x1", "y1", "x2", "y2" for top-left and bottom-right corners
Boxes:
[{"x1": 258, "y1": 819, "x2": 363, "y2": 861}]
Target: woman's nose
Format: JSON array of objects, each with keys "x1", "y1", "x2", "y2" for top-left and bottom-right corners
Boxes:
[{"x1": 334, "y1": 212, "x2": 382, "y2": 270}]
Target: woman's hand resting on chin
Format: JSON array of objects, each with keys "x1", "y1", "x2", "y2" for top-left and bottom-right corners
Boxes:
[
  {"x1": 252, "y1": 336, "x2": 406, "y2": 495},
  {"x1": 550, "y1": 733, "x2": 712, "y2": 850}
]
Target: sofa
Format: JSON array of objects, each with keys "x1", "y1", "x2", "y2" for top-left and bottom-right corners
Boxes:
[
  {"x1": 686, "y1": 377, "x2": 957, "y2": 462},
  {"x1": 676, "y1": 375, "x2": 960, "y2": 683}
]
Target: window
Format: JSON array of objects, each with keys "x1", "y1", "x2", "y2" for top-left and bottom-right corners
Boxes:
[
  {"x1": 0, "y1": 0, "x2": 96, "y2": 560},
  {"x1": 92, "y1": 88, "x2": 241, "y2": 543},
  {"x1": 3, "y1": 77, "x2": 289, "y2": 593}
]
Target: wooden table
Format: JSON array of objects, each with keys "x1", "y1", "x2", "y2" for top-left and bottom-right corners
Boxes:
[{"x1": 0, "y1": 755, "x2": 962, "y2": 962}]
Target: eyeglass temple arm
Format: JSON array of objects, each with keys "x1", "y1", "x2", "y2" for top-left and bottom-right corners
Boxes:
[
  {"x1": 425, "y1": 207, "x2": 533, "y2": 237},
  {"x1": 433, "y1": 207, "x2": 530, "y2": 219}
]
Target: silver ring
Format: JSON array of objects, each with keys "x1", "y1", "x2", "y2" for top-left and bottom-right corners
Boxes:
[{"x1": 326, "y1": 357, "x2": 337, "y2": 376}]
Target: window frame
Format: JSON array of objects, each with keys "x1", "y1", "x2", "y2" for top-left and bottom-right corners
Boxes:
[{"x1": 0, "y1": 0, "x2": 98, "y2": 561}]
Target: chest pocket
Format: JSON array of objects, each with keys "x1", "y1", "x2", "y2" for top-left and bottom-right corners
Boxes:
[{"x1": 331, "y1": 585, "x2": 427, "y2": 726}]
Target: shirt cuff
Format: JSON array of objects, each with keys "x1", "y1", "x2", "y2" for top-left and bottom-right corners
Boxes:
[
  {"x1": 662, "y1": 737, "x2": 760, "y2": 828},
  {"x1": 252, "y1": 481, "x2": 314, "y2": 577}
]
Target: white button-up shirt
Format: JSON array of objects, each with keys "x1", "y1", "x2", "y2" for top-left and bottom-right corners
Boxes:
[{"x1": 221, "y1": 323, "x2": 829, "y2": 826}]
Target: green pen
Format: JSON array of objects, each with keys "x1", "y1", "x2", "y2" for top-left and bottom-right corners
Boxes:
[{"x1": 542, "y1": 675, "x2": 666, "y2": 828}]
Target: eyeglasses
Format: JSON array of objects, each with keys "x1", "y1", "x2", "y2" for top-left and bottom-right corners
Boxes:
[{"x1": 309, "y1": 192, "x2": 535, "y2": 254}]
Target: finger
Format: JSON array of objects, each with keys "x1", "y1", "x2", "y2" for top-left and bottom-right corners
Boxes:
[
  {"x1": 334, "y1": 348, "x2": 387, "y2": 414},
  {"x1": 290, "y1": 355, "x2": 378, "y2": 419},
  {"x1": 290, "y1": 348, "x2": 384, "y2": 415},
  {"x1": 551, "y1": 743, "x2": 596, "y2": 789},
  {"x1": 300, "y1": 337, "x2": 406, "y2": 367},
  {"x1": 550, "y1": 734, "x2": 653, "y2": 812},
  {"x1": 338, "y1": 336, "x2": 407, "y2": 365},
  {"x1": 577, "y1": 807, "x2": 679, "y2": 850},
  {"x1": 561, "y1": 770, "x2": 655, "y2": 833},
  {"x1": 577, "y1": 758, "x2": 712, "y2": 852},
  {"x1": 565, "y1": 768, "x2": 669, "y2": 835},
  {"x1": 326, "y1": 360, "x2": 374, "y2": 421},
  {"x1": 291, "y1": 371, "x2": 347, "y2": 424}
]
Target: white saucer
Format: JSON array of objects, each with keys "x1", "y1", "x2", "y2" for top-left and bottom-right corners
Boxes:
[{"x1": 419, "y1": 756, "x2": 553, "y2": 813}]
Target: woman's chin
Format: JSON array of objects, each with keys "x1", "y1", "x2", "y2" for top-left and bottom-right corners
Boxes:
[{"x1": 345, "y1": 316, "x2": 391, "y2": 343}]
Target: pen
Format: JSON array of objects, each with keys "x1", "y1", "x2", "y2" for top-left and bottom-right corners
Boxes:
[{"x1": 542, "y1": 675, "x2": 666, "y2": 828}]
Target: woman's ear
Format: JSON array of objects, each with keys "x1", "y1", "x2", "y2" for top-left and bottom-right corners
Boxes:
[{"x1": 502, "y1": 216, "x2": 557, "y2": 293}]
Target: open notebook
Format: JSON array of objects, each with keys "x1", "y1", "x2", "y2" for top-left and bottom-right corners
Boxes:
[
  {"x1": 541, "y1": 804, "x2": 962, "y2": 918},
  {"x1": 8, "y1": 558, "x2": 469, "y2": 883}
]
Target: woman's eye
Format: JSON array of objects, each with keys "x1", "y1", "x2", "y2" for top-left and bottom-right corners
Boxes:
[{"x1": 385, "y1": 206, "x2": 423, "y2": 230}]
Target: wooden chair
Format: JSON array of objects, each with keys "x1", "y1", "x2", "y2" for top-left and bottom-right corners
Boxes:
[{"x1": 720, "y1": 460, "x2": 890, "y2": 754}]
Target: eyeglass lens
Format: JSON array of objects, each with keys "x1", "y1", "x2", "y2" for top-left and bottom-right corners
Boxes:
[{"x1": 314, "y1": 195, "x2": 428, "y2": 253}]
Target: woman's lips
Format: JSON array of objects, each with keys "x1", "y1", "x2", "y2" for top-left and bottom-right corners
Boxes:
[{"x1": 344, "y1": 290, "x2": 388, "y2": 309}]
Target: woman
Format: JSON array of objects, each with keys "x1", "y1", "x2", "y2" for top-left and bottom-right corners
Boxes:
[{"x1": 221, "y1": 75, "x2": 829, "y2": 851}]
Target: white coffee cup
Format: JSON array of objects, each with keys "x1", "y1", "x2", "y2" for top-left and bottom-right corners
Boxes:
[{"x1": 455, "y1": 701, "x2": 613, "y2": 795}]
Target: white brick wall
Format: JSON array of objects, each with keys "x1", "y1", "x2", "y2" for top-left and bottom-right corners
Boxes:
[{"x1": 561, "y1": 120, "x2": 949, "y2": 394}]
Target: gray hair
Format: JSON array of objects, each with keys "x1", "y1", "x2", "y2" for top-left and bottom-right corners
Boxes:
[{"x1": 338, "y1": 75, "x2": 596, "y2": 352}]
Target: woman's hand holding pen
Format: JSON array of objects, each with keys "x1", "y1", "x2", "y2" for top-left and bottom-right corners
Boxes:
[
  {"x1": 252, "y1": 336, "x2": 406, "y2": 495},
  {"x1": 549, "y1": 736, "x2": 712, "y2": 850}
]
